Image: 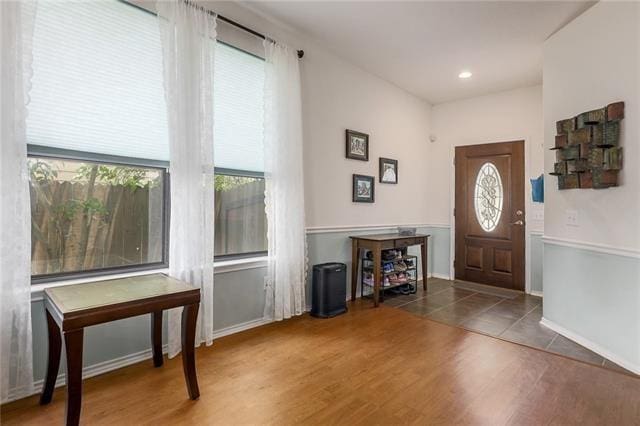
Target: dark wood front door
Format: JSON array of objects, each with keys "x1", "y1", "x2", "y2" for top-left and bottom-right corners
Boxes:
[{"x1": 454, "y1": 141, "x2": 525, "y2": 290}]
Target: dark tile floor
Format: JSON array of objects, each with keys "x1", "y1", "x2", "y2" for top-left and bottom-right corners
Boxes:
[{"x1": 380, "y1": 278, "x2": 635, "y2": 375}]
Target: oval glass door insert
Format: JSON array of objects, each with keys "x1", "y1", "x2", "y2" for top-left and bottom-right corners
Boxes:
[{"x1": 474, "y1": 162, "x2": 503, "y2": 232}]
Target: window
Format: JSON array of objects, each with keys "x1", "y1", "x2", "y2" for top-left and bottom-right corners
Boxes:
[
  {"x1": 28, "y1": 151, "x2": 168, "y2": 281},
  {"x1": 213, "y1": 42, "x2": 267, "y2": 258},
  {"x1": 474, "y1": 162, "x2": 504, "y2": 232},
  {"x1": 27, "y1": 0, "x2": 267, "y2": 281},
  {"x1": 27, "y1": 1, "x2": 169, "y2": 281}
]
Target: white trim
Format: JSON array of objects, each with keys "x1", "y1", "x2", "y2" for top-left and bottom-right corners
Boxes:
[
  {"x1": 529, "y1": 290, "x2": 543, "y2": 298},
  {"x1": 2, "y1": 317, "x2": 272, "y2": 404},
  {"x1": 211, "y1": 317, "x2": 271, "y2": 339},
  {"x1": 542, "y1": 235, "x2": 640, "y2": 259},
  {"x1": 540, "y1": 317, "x2": 640, "y2": 375},
  {"x1": 305, "y1": 223, "x2": 449, "y2": 234},
  {"x1": 30, "y1": 257, "x2": 269, "y2": 302},
  {"x1": 213, "y1": 256, "x2": 268, "y2": 274},
  {"x1": 430, "y1": 273, "x2": 451, "y2": 280},
  {"x1": 529, "y1": 230, "x2": 544, "y2": 236}
]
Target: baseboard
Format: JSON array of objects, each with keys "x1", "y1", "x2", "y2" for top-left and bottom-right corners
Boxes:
[
  {"x1": 429, "y1": 273, "x2": 450, "y2": 280},
  {"x1": 212, "y1": 317, "x2": 271, "y2": 339},
  {"x1": 540, "y1": 317, "x2": 640, "y2": 375},
  {"x1": 529, "y1": 290, "x2": 543, "y2": 298},
  {"x1": 3, "y1": 317, "x2": 272, "y2": 404}
]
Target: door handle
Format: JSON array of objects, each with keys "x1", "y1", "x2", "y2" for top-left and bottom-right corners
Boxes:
[{"x1": 510, "y1": 220, "x2": 524, "y2": 226}]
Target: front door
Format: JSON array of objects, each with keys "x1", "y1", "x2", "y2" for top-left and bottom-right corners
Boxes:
[{"x1": 454, "y1": 141, "x2": 525, "y2": 290}]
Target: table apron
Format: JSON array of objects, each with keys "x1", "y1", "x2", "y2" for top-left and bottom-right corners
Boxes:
[{"x1": 48, "y1": 293, "x2": 201, "y2": 331}]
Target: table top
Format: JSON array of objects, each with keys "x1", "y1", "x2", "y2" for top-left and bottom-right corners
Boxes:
[
  {"x1": 44, "y1": 274, "x2": 197, "y2": 314},
  {"x1": 349, "y1": 233, "x2": 430, "y2": 241}
]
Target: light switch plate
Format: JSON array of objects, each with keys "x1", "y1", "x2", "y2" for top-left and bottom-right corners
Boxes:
[
  {"x1": 566, "y1": 209, "x2": 579, "y2": 227},
  {"x1": 532, "y1": 210, "x2": 544, "y2": 221}
]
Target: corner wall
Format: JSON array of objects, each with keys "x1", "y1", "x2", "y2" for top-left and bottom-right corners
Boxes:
[{"x1": 542, "y1": 1, "x2": 640, "y2": 373}]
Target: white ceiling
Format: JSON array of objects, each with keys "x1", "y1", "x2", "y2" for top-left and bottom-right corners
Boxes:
[{"x1": 244, "y1": 1, "x2": 594, "y2": 104}]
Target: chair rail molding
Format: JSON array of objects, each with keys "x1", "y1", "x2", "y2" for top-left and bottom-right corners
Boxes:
[
  {"x1": 542, "y1": 235, "x2": 640, "y2": 259},
  {"x1": 305, "y1": 223, "x2": 450, "y2": 234}
]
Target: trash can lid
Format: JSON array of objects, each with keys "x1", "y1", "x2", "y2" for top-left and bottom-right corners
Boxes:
[{"x1": 313, "y1": 262, "x2": 346, "y2": 270}]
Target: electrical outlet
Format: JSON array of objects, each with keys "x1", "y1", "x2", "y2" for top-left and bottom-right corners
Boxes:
[{"x1": 565, "y1": 209, "x2": 579, "y2": 227}]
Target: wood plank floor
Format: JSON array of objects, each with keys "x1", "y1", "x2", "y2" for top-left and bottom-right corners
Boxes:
[{"x1": 2, "y1": 300, "x2": 639, "y2": 425}]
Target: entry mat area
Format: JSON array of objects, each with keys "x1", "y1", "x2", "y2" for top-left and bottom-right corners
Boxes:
[{"x1": 383, "y1": 278, "x2": 635, "y2": 376}]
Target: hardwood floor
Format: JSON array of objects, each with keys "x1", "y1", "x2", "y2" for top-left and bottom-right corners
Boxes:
[{"x1": 2, "y1": 300, "x2": 639, "y2": 425}]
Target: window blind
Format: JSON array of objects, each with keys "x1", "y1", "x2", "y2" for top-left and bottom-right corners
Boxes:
[
  {"x1": 27, "y1": 1, "x2": 170, "y2": 161},
  {"x1": 213, "y1": 43, "x2": 265, "y2": 173},
  {"x1": 28, "y1": 1, "x2": 265, "y2": 172}
]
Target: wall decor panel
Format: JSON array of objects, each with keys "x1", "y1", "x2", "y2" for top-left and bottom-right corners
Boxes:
[{"x1": 550, "y1": 101, "x2": 624, "y2": 190}]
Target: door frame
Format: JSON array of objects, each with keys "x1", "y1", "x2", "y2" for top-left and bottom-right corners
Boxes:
[{"x1": 448, "y1": 138, "x2": 532, "y2": 294}]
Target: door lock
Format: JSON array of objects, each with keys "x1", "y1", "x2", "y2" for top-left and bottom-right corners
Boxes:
[
  {"x1": 510, "y1": 220, "x2": 524, "y2": 226},
  {"x1": 516, "y1": 210, "x2": 523, "y2": 216}
]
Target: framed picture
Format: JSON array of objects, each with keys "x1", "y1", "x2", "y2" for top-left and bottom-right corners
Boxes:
[
  {"x1": 352, "y1": 174, "x2": 375, "y2": 203},
  {"x1": 345, "y1": 129, "x2": 369, "y2": 161},
  {"x1": 379, "y1": 157, "x2": 398, "y2": 184}
]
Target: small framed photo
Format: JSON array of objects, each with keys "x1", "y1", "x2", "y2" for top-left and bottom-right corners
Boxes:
[
  {"x1": 379, "y1": 157, "x2": 398, "y2": 184},
  {"x1": 345, "y1": 129, "x2": 369, "y2": 161},
  {"x1": 352, "y1": 174, "x2": 375, "y2": 203}
]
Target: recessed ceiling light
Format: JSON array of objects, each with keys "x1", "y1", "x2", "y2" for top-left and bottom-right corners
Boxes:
[{"x1": 458, "y1": 71, "x2": 472, "y2": 79}]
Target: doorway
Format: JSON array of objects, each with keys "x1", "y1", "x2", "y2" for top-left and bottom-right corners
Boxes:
[{"x1": 454, "y1": 141, "x2": 525, "y2": 291}]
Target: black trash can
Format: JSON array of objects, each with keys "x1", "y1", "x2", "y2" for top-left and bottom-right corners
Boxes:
[{"x1": 311, "y1": 262, "x2": 347, "y2": 318}]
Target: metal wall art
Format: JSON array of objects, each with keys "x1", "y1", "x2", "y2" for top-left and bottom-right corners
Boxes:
[{"x1": 551, "y1": 101, "x2": 624, "y2": 190}]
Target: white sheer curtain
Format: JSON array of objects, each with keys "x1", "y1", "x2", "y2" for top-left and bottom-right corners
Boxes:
[
  {"x1": 157, "y1": 1, "x2": 216, "y2": 358},
  {"x1": 263, "y1": 41, "x2": 307, "y2": 321},
  {"x1": 0, "y1": 0, "x2": 36, "y2": 402}
]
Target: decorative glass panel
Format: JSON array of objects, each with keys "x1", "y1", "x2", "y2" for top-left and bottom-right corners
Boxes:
[{"x1": 474, "y1": 162, "x2": 503, "y2": 232}]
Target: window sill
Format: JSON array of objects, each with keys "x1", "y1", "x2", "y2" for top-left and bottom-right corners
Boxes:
[{"x1": 30, "y1": 256, "x2": 269, "y2": 302}]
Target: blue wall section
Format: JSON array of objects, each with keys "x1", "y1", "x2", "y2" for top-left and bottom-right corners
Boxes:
[
  {"x1": 543, "y1": 242, "x2": 640, "y2": 371},
  {"x1": 530, "y1": 234, "x2": 543, "y2": 294}
]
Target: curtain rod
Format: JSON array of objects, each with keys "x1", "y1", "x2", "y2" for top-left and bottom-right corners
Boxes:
[{"x1": 185, "y1": 1, "x2": 305, "y2": 59}]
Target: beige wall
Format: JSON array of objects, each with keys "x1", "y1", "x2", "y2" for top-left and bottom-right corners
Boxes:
[
  {"x1": 208, "y1": 1, "x2": 432, "y2": 230},
  {"x1": 543, "y1": 1, "x2": 640, "y2": 250},
  {"x1": 429, "y1": 85, "x2": 545, "y2": 232}
]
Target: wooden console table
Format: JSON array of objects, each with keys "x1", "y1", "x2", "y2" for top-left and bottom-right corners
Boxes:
[
  {"x1": 39, "y1": 274, "x2": 201, "y2": 426},
  {"x1": 350, "y1": 233, "x2": 430, "y2": 307}
]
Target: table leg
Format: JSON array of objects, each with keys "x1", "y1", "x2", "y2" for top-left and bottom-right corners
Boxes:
[
  {"x1": 372, "y1": 247, "x2": 381, "y2": 307},
  {"x1": 351, "y1": 242, "x2": 359, "y2": 301},
  {"x1": 40, "y1": 310, "x2": 61, "y2": 405},
  {"x1": 64, "y1": 329, "x2": 84, "y2": 426},
  {"x1": 181, "y1": 303, "x2": 200, "y2": 400},
  {"x1": 151, "y1": 310, "x2": 163, "y2": 367},
  {"x1": 421, "y1": 239, "x2": 428, "y2": 292}
]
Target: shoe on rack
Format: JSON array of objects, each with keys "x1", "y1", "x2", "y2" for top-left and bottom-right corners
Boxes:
[
  {"x1": 394, "y1": 261, "x2": 408, "y2": 272},
  {"x1": 397, "y1": 273, "x2": 408, "y2": 283},
  {"x1": 399, "y1": 284, "x2": 412, "y2": 295},
  {"x1": 388, "y1": 273, "x2": 399, "y2": 284},
  {"x1": 383, "y1": 276, "x2": 391, "y2": 287},
  {"x1": 404, "y1": 259, "x2": 415, "y2": 268},
  {"x1": 382, "y1": 250, "x2": 396, "y2": 261},
  {"x1": 363, "y1": 273, "x2": 373, "y2": 286},
  {"x1": 383, "y1": 262, "x2": 395, "y2": 273}
]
